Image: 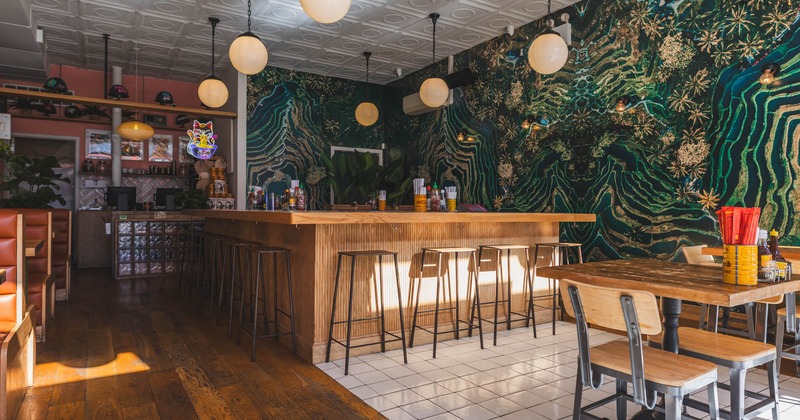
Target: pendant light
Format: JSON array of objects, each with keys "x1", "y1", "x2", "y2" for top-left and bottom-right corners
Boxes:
[
  {"x1": 300, "y1": 0, "x2": 351, "y2": 24},
  {"x1": 116, "y1": 47, "x2": 155, "y2": 140},
  {"x1": 198, "y1": 17, "x2": 229, "y2": 108},
  {"x1": 355, "y1": 52, "x2": 379, "y2": 127},
  {"x1": 419, "y1": 13, "x2": 449, "y2": 108},
  {"x1": 229, "y1": 0, "x2": 268, "y2": 75},
  {"x1": 528, "y1": 0, "x2": 569, "y2": 75}
]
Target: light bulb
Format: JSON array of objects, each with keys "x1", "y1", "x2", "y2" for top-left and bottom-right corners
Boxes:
[
  {"x1": 198, "y1": 76, "x2": 229, "y2": 108},
  {"x1": 532, "y1": 125, "x2": 541, "y2": 131},
  {"x1": 229, "y1": 32, "x2": 268, "y2": 75},
  {"x1": 457, "y1": 131, "x2": 465, "y2": 141},
  {"x1": 419, "y1": 78, "x2": 449, "y2": 108},
  {"x1": 355, "y1": 102, "x2": 379, "y2": 126},
  {"x1": 528, "y1": 29, "x2": 568, "y2": 74},
  {"x1": 760, "y1": 70, "x2": 774, "y2": 85},
  {"x1": 521, "y1": 119, "x2": 531, "y2": 129},
  {"x1": 616, "y1": 100, "x2": 626, "y2": 113},
  {"x1": 300, "y1": 0, "x2": 351, "y2": 24}
]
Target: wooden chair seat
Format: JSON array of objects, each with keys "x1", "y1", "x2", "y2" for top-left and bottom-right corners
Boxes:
[
  {"x1": 593, "y1": 340, "x2": 718, "y2": 388},
  {"x1": 652, "y1": 327, "x2": 775, "y2": 364},
  {"x1": 422, "y1": 247, "x2": 476, "y2": 253},
  {"x1": 479, "y1": 244, "x2": 529, "y2": 250},
  {"x1": 777, "y1": 305, "x2": 798, "y2": 318}
]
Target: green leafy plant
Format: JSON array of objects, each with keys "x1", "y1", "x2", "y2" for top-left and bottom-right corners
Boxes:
[
  {"x1": 175, "y1": 189, "x2": 208, "y2": 209},
  {"x1": 10, "y1": 98, "x2": 34, "y2": 115},
  {"x1": 0, "y1": 142, "x2": 70, "y2": 208},
  {"x1": 320, "y1": 151, "x2": 381, "y2": 204},
  {"x1": 82, "y1": 105, "x2": 110, "y2": 120},
  {"x1": 377, "y1": 149, "x2": 413, "y2": 205}
]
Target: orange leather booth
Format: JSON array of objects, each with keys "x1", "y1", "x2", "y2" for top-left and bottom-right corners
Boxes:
[
  {"x1": 16, "y1": 209, "x2": 53, "y2": 342},
  {"x1": 0, "y1": 210, "x2": 36, "y2": 420},
  {"x1": 50, "y1": 209, "x2": 72, "y2": 301}
]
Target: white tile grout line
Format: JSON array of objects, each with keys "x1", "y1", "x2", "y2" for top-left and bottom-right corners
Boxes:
[{"x1": 317, "y1": 321, "x2": 800, "y2": 420}]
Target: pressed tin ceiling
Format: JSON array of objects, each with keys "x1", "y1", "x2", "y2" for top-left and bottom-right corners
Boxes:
[{"x1": 27, "y1": 0, "x2": 577, "y2": 84}]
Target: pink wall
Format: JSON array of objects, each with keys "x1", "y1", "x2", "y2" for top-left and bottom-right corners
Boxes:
[{"x1": 2, "y1": 64, "x2": 203, "y2": 171}]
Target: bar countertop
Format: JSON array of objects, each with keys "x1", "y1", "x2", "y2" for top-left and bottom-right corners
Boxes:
[{"x1": 184, "y1": 210, "x2": 596, "y2": 225}]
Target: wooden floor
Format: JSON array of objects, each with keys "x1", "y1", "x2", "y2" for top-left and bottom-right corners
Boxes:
[{"x1": 17, "y1": 269, "x2": 382, "y2": 419}]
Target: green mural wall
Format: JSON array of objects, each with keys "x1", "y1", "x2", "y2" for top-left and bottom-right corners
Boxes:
[{"x1": 247, "y1": 0, "x2": 800, "y2": 261}]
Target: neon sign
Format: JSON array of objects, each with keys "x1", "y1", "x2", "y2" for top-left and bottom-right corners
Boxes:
[{"x1": 186, "y1": 120, "x2": 218, "y2": 160}]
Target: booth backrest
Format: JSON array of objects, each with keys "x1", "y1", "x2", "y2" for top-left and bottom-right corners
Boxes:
[
  {"x1": 16, "y1": 209, "x2": 51, "y2": 276},
  {"x1": 51, "y1": 209, "x2": 71, "y2": 264},
  {"x1": 0, "y1": 211, "x2": 25, "y2": 324}
]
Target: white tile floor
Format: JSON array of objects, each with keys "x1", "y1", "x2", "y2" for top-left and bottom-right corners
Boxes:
[{"x1": 316, "y1": 322, "x2": 800, "y2": 419}]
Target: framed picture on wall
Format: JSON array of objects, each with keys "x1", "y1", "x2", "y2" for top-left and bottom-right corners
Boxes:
[
  {"x1": 121, "y1": 139, "x2": 145, "y2": 161},
  {"x1": 85, "y1": 129, "x2": 112, "y2": 159},
  {"x1": 148, "y1": 134, "x2": 173, "y2": 162},
  {"x1": 178, "y1": 136, "x2": 193, "y2": 163}
]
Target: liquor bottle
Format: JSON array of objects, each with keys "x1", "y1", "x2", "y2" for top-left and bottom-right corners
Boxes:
[
  {"x1": 296, "y1": 186, "x2": 306, "y2": 211},
  {"x1": 439, "y1": 189, "x2": 446, "y2": 212},
  {"x1": 757, "y1": 229, "x2": 775, "y2": 282},
  {"x1": 247, "y1": 187, "x2": 255, "y2": 210},
  {"x1": 288, "y1": 188, "x2": 297, "y2": 211},
  {"x1": 430, "y1": 183, "x2": 440, "y2": 212},
  {"x1": 769, "y1": 229, "x2": 792, "y2": 281}
]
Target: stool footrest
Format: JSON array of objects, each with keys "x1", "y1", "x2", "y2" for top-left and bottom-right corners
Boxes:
[
  {"x1": 330, "y1": 331, "x2": 404, "y2": 350},
  {"x1": 415, "y1": 306, "x2": 459, "y2": 315},
  {"x1": 333, "y1": 315, "x2": 383, "y2": 324},
  {"x1": 476, "y1": 311, "x2": 531, "y2": 326},
  {"x1": 415, "y1": 323, "x2": 480, "y2": 336}
]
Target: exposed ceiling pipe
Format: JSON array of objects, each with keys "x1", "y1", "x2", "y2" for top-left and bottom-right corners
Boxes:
[{"x1": 103, "y1": 34, "x2": 109, "y2": 99}]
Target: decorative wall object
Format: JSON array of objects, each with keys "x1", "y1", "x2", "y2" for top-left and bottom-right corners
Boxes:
[
  {"x1": 148, "y1": 134, "x2": 173, "y2": 162},
  {"x1": 121, "y1": 139, "x2": 144, "y2": 161},
  {"x1": 178, "y1": 136, "x2": 192, "y2": 163},
  {"x1": 85, "y1": 129, "x2": 111, "y2": 160},
  {"x1": 186, "y1": 120, "x2": 217, "y2": 160}
]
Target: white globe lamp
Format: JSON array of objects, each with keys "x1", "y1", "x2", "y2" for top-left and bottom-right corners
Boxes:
[
  {"x1": 300, "y1": 0, "x2": 351, "y2": 24},
  {"x1": 419, "y1": 78, "x2": 449, "y2": 108},
  {"x1": 355, "y1": 102, "x2": 379, "y2": 126},
  {"x1": 198, "y1": 76, "x2": 229, "y2": 108},
  {"x1": 229, "y1": 32, "x2": 268, "y2": 75},
  {"x1": 528, "y1": 27, "x2": 568, "y2": 75}
]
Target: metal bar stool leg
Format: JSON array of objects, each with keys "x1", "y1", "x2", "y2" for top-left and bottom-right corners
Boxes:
[
  {"x1": 344, "y1": 255, "x2": 356, "y2": 375},
  {"x1": 409, "y1": 249, "x2": 426, "y2": 348},
  {"x1": 454, "y1": 252, "x2": 460, "y2": 340},
  {"x1": 378, "y1": 255, "x2": 386, "y2": 353},
  {"x1": 432, "y1": 251, "x2": 443, "y2": 358},
  {"x1": 286, "y1": 251, "x2": 297, "y2": 355},
  {"x1": 250, "y1": 250, "x2": 263, "y2": 362},
  {"x1": 325, "y1": 254, "x2": 344, "y2": 363},
  {"x1": 471, "y1": 250, "x2": 484, "y2": 349},
  {"x1": 393, "y1": 254, "x2": 408, "y2": 364},
  {"x1": 492, "y1": 248, "x2": 500, "y2": 346}
]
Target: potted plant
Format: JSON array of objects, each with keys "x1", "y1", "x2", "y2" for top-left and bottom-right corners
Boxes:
[
  {"x1": 82, "y1": 105, "x2": 110, "y2": 121},
  {"x1": 10, "y1": 98, "x2": 34, "y2": 116},
  {"x1": 0, "y1": 142, "x2": 70, "y2": 208},
  {"x1": 320, "y1": 150, "x2": 381, "y2": 208},
  {"x1": 175, "y1": 189, "x2": 208, "y2": 209}
]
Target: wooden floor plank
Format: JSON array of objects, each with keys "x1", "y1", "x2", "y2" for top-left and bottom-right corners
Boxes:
[{"x1": 18, "y1": 269, "x2": 384, "y2": 420}]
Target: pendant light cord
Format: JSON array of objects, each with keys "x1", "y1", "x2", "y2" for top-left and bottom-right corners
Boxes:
[
  {"x1": 430, "y1": 13, "x2": 439, "y2": 65},
  {"x1": 247, "y1": 0, "x2": 252, "y2": 31},
  {"x1": 364, "y1": 52, "x2": 371, "y2": 83},
  {"x1": 209, "y1": 17, "x2": 219, "y2": 77}
]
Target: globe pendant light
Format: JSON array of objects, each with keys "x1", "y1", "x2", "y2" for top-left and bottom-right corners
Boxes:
[
  {"x1": 355, "y1": 52, "x2": 379, "y2": 127},
  {"x1": 419, "y1": 13, "x2": 449, "y2": 108},
  {"x1": 198, "y1": 17, "x2": 229, "y2": 108},
  {"x1": 229, "y1": 0, "x2": 268, "y2": 75},
  {"x1": 528, "y1": 0, "x2": 569, "y2": 75},
  {"x1": 116, "y1": 47, "x2": 155, "y2": 141},
  {"x1": 300, "y1": 0, "x2": 351, "y2": 24}
]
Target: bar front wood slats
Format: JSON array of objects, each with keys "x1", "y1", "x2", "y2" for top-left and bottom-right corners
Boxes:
[
  {"x1": 185, "y1": 210, "x2": 596, "y2": 225},
  {"x1": 537, "y1": 259, "x2": 800, "y2": 307},
  {"x1": 199, "y1": 211, "x2": 595, "y2": 363}
]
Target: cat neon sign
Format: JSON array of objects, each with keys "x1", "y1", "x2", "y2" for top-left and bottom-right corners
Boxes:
[{"x1": 186, "y1": 120, "x2": 218, "y2": 160}]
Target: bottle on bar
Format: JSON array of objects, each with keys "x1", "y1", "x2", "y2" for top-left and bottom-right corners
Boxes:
[
  {"x1": 757, "y1": 229, "x2": 775, "y2": 282},
  {"x1": 288, "y1": 188, "x2": 297, "y2": 211},
  {"x1": 769, "y1": 229, "x2": 791, "y2": 281},
  {"x1": 426, "y1": 185, "x2": 432, "y2": 210},
  {"x1": 430, "y1": 183, "x2": 440, "y2": 212},
  {"x1": 439, "y1": 189, "x2": 446, "y2": 212},
  {"x1": 296, "y1": 185, "x2": 306, "y2": 211}
]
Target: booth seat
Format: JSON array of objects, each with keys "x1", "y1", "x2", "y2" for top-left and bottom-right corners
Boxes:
[
  {"x1": 16, "y1": 209, "x2": 53, "y2": 342},
  {"x1": 0, "y1": 210, "x2": 36, "y2": 420},
  {"x1": 50, "y1": 209, "x2": 72, "y2": 301}
]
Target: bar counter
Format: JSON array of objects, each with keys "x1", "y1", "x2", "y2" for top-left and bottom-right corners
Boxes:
[{"x1": 186, "y1": 210, "x2": 596, "y2": 362}]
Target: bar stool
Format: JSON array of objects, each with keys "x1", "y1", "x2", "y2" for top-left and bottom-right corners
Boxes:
[
  {"x1": 236, "y1": 246, "x2": 296, "y2": 362},
  {"x1": 178, "y1": 227, "x2": 201, "y2": 297},
  {"x1": 472, "y1": 244, "x2": 534, "y2": 346},
  {"x1": 217, "y1": 239, "x2": 257, "y2": 337},
  {"x1": 409, "y1": 247, "x2": 483, "y2": 358},
  {"x1": 196, "y1": 232, "x2": 225, "y2": 312},
  {"x1": 325, "y1": 250, "x2": 408, "y2": 375},
  {"x1": 531, "y1": 242, "x2": 583, "y2": 336}
]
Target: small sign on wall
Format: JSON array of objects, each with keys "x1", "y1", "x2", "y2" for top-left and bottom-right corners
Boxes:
[{"x1": 0, "y1": 113, "x2": 10, "y2": 140}]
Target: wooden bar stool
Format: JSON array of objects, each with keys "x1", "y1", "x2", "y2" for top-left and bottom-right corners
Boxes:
[
  {"x1": 325, "y1": 250, "x2": 408, "y2": 375},
  {"x1": 472, "y1": 244, "x2": 533, "y2": 346},
  {"x1": 532, "y1": 242, "x2": 583, "y2": 336},
  {"x1": 236, "y1": 246, "x2": 296, "y2": 361},
  {"x1": 650, "y1": 327, "x2": 779, "y2": 420},
  {"x1": 409, "y1": 247, "x2": 483, "y2": 358}
]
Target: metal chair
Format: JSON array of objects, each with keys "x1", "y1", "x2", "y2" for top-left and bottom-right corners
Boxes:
[{"x1": 562, "y1": 279, "x2": 719, "y2": 420}]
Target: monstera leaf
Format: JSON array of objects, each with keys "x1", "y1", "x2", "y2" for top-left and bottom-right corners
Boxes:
[
  {"x1": 321, "y1": 150, "x2": 380, "y2": 204},
  {"x1": 0, "y1": 145, "x2": 70, "y2": 208}
]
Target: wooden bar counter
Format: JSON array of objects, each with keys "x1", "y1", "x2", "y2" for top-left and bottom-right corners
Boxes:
[{"x1": 186, "y1": 210, "x2": 596, "y2": 362}]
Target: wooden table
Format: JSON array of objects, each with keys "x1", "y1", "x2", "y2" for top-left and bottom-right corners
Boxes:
[
  {"x1": 537, "y1": 259, "x2": 800, "y2": 352},
  {"x1": 24, "y1": 240, "x2": 44, "y2": 257}
]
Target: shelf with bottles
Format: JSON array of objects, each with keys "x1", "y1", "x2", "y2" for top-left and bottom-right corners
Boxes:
[{"x1": 79, "y1": 171, "x2": 191, "y2": 179}]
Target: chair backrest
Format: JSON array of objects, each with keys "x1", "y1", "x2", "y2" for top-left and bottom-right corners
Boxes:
[
  {"x1": 50, "y1": 209, "x2": 71, "y2": 263},
  {"x1": 0, "y1": 211, "x2": 25, "y2": 324},
  {"x1": 16, "y1": 209, "x2": 52, "y2": 276},
  {"x1": 560, "y1": 279, "x2": 662, "y2": 335},
  {"x1": 682, "y1": 245, "x2": 715, "y2": 265},
  {"x1": 560, "y1": 279, "x2": 660, "y2": 409}
]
